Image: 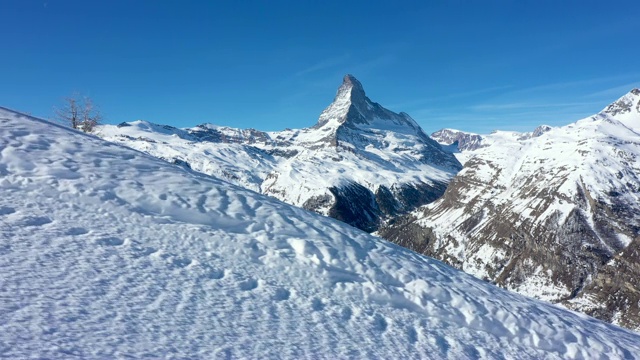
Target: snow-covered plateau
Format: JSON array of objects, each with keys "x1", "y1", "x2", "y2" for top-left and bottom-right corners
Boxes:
[{"x1": 2, "y1": 107, "x2": 640, "y2": 358}]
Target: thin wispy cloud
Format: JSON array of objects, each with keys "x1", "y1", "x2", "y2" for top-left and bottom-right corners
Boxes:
[
  {"x1": 350, "y1": 54, "x2": 396, "y2": 75},
  {"x1": 422, "y1": 74, "x2": 640, "y2": 134},
  {"x1": 471, "y1": 102, "x2": 594, "y2": 111},
  {"x1": 285, "y1": 53, "x2": 398, "y2": 98},
  {"x1": 416, "y1": 108, "x2": 594, "y2": 134},
  {"x1": 583, "y1": 82, "x2": 640, "y2": 100},
  {"x1": 388, "y1": 85, "x2": 513, "y2": 110},
  {"x1": 410, "y1": 95, "x2": 603, "y2": 134},
  {"x1": 501, "y1": 73, "x2": 640, "y2": 98},
  {"x1": 295, "y1": 54, "x2": 351, "y2": 77}
]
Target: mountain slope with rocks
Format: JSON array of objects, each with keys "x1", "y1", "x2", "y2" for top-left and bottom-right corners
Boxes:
[
  {"x1": 380, "y1": 89, "x2": 640, "y2": 330},
  {"x1": 431, "y1": 125, "x2": 553, "y2": 163},
  {"x1": 99, "y1": 75, "x2": 461, "y2": 232},
  {"x1": 430, "y1": 128, "x2": 484, "y2": 152}
]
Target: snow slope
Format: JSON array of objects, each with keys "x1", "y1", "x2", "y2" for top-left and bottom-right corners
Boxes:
[{"x1": 2, "y1": 108, "x2": 639, "y2": 358}]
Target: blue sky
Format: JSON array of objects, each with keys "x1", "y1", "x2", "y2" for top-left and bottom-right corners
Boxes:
[{"x1": 2, "y1": 0, "x2": 639, "y2": 134}]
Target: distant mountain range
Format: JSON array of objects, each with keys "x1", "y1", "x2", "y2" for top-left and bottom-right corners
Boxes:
[
  {"x1": 99, "y1": 75, "x2": 461, "y2": 232},
  {"x1": 98, "y1": 77, "x2": 640, "y2": 331},
  {"x1": 431, "y1": 124, "x2": 553, "y2": 154}
]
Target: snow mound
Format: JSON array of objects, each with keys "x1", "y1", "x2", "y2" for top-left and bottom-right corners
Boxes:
[{"x1": 1, "y1": 107, "x2": 639, "y2": 358}]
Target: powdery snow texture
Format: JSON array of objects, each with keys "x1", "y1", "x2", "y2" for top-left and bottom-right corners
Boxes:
[{"x1": 1, "y1": 107, "x2": 639, "y2": 359}]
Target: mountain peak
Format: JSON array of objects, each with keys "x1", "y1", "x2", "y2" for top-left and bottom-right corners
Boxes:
[
  {"x1": 315, "y1": 74, "x2": 369, "y2": 128},
  {"x1": 601, "y1": 88, "x2": 640, "y2": 117},
  {"x1": 334, "y1": 74, "x2": 366, "y2": 105},
  {"x1": 314, "y1": 75, "x2": 429, "y2": 137},
  {"x1": 341, "y1": 74, "x2": 365, "y2": 93}
]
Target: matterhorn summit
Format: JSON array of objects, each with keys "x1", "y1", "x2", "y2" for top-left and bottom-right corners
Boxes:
[
  {"x1": 316, "y1": 74, "x2": 420, "y2": 129},
  {"x1": 315, "y1": 74, "x2": 369, "y2": 128},
  {"x1": 98, "y1": 75, "x2": 461, "y2": 232},
  {"x1": 313, "y1": 75, "x2": 432, "y2": 149}
]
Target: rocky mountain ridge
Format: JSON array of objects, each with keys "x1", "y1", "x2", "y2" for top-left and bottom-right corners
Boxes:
[
  {"x1": 431, "y1": 125, "x2": 553, "y2": 155},
  {"x1": 430, "y1": 128, "x2": 484, "y2": 152},
  {"x1": 379, "y1": 88, "x2": 640, "y2": 330}
]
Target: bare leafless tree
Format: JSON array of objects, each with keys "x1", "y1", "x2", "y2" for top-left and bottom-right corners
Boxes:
[
  {"x1": 55, "y1": 96, "x2": 80, "y2": 129},
  {"x1": 55, "y1": 94, "x2": 102, "y2": 133},
  {"x1": 79, "y1": 97, "x2": 102, "y2": 133}
]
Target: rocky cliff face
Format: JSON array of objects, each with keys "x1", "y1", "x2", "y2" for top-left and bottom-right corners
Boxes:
[
  {"x1": 98, "y1": 75, "x2": 461, "y2": 232},
  {"x1": 379, "y1": 89, "x2": 640, "y2": 330}
]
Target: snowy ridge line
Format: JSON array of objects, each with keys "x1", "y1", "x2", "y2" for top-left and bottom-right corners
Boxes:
[
  {"x1": 2, "y1": 107, "x2": 640, "y2": 358},
  {"x1": 0, "y1": 105, "x2": 55, "y2": 123}
]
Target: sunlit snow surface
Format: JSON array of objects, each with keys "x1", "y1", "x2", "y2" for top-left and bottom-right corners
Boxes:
[{"x1": 1, "y1": 108, "x2": 639, "y2": 359}]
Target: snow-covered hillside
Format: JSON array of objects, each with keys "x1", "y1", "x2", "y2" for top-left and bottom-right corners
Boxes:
[
  {"x1": 381, "y1": 89, "x2": 640, "y2": 330},
  {"x1": 98, "y1": 75, "x2": 461, "y2": 232},
  {"x1": 2, "y1": 108, "x2": 640, "y2": 358}
]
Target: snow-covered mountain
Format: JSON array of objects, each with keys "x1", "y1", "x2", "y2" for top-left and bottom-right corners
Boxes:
[
  {"x1": 430, "y1": 128, "x2": 484, "y2": 152},
  {"x1": 431, "y1": 125, "x2": 553, "y2": 157},
  {"x1": 380, "y1": 89, "x2": 640, "y2": 330},
  {"x1": 98, "y1": 75, "x2": 461, "y2": 232},
  {"x1": 3, "y1": 107, "x2": 640, "y2": 358}
]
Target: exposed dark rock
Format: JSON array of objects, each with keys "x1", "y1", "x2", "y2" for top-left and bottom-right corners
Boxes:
[
  {"x1": 189, "y1": 126, "x2": 272, "y2": 145},
  {"x1": 172, "y1": 158, "x2": 191, "y2": 169},
  {"x1": 328, "y1": 183, "x2": 380, "y2": 233}
]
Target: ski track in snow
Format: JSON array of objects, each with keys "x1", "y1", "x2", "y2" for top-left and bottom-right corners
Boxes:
[{"x1": 1, "y1": 108, "x2": 640, "y2": 359}]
